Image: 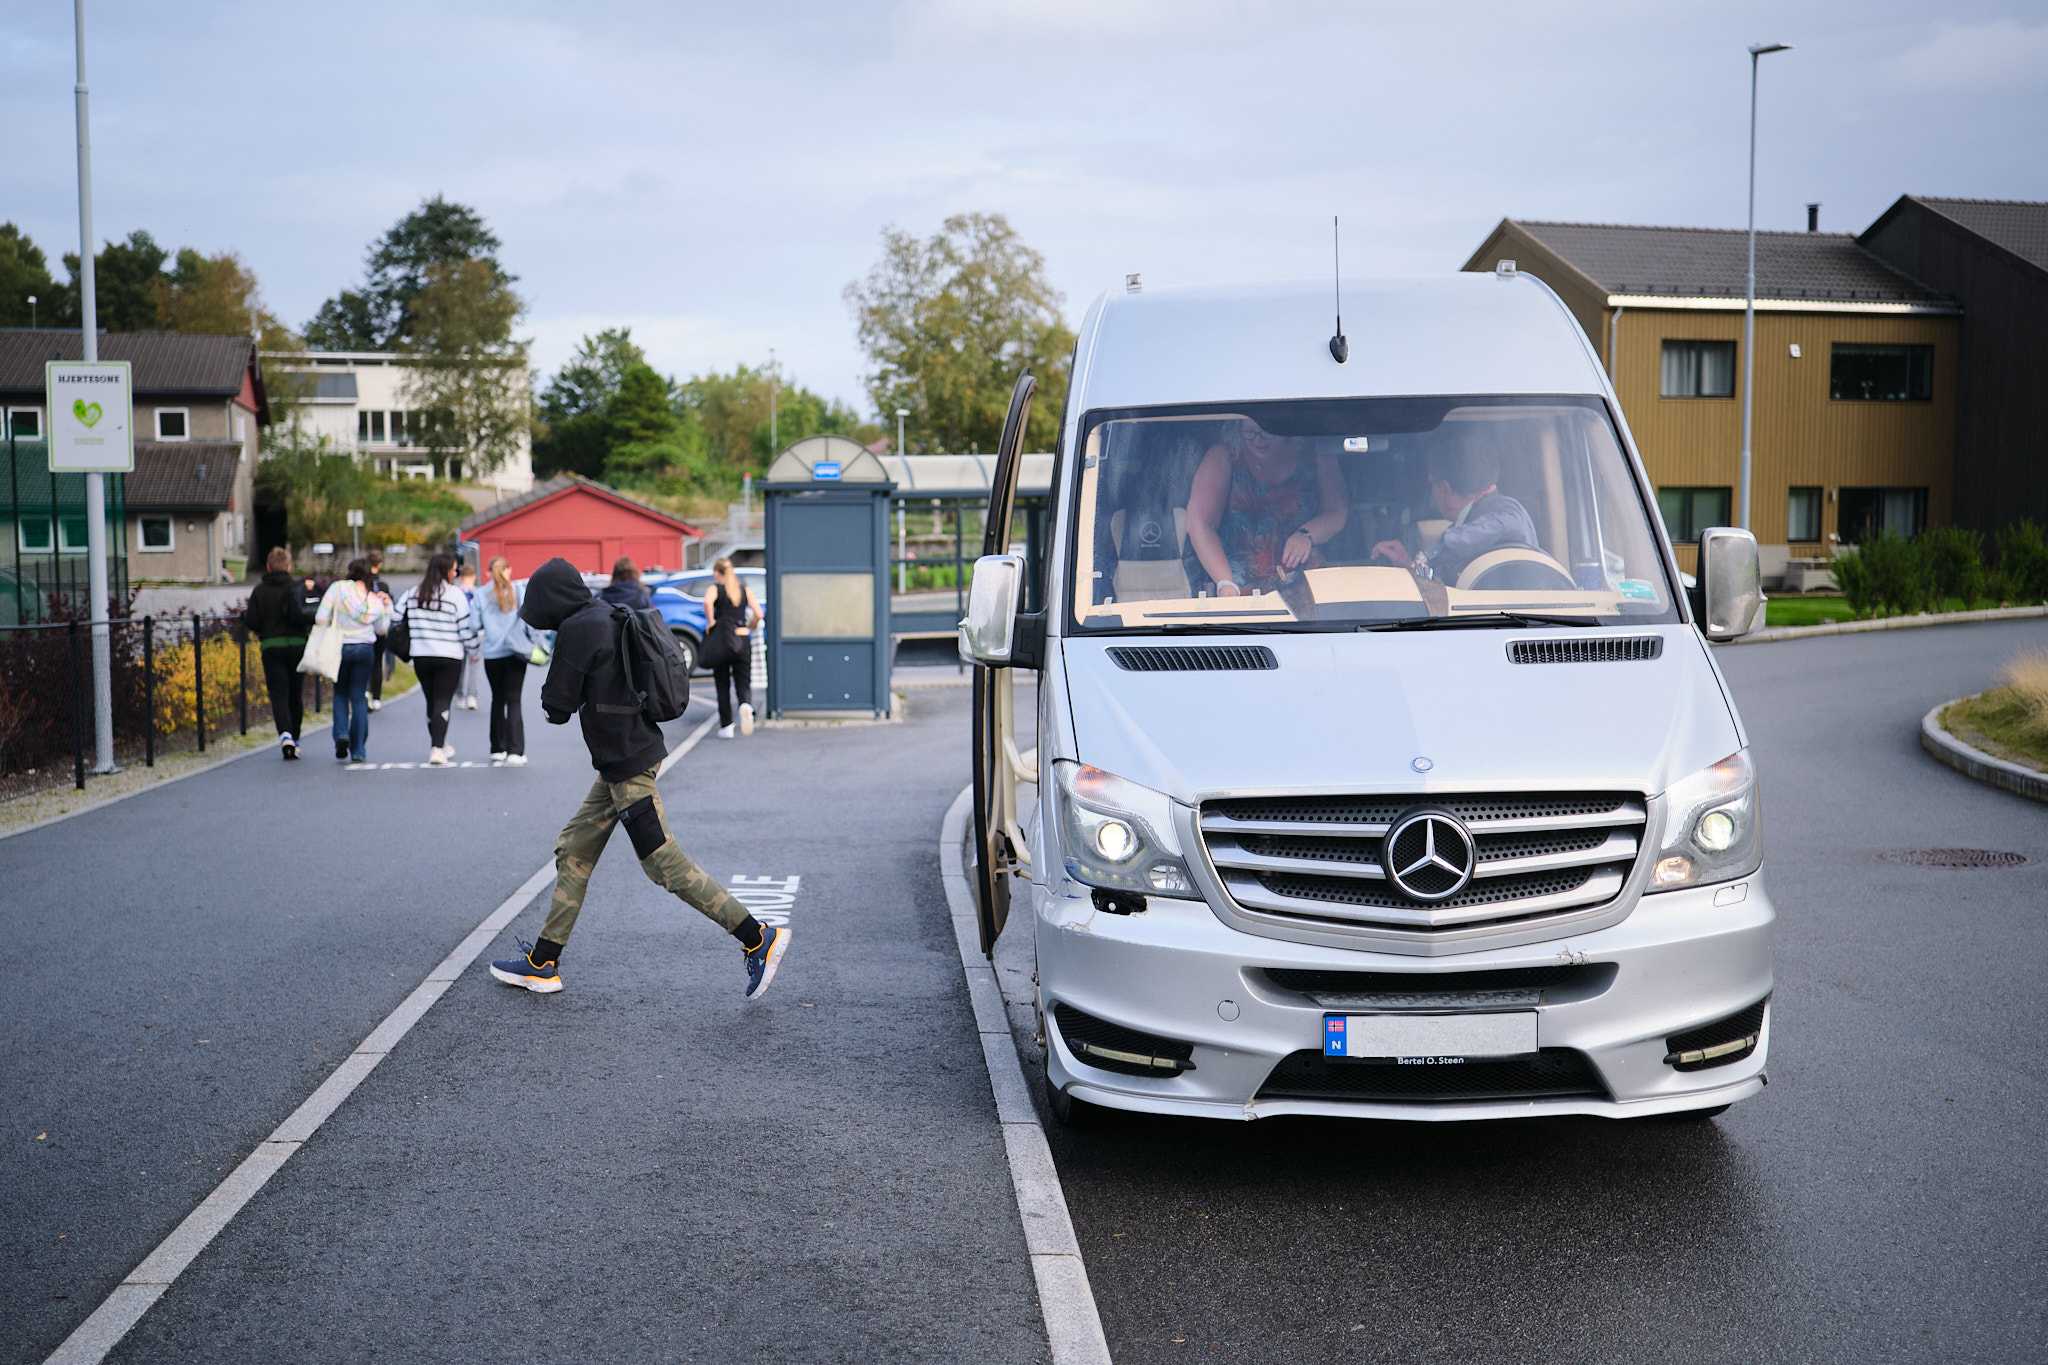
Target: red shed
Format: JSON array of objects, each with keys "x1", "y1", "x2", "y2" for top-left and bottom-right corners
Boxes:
[{"x1": 459, "y1": 475, "x2": 701, "y2": 579}]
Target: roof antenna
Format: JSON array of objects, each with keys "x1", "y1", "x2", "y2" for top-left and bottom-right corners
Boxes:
[{"x1": 1328, "y1": 215, "x2": 1349, "y2": 364}]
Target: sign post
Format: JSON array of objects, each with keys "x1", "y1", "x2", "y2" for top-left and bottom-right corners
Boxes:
[
  {"x1": 347, "y1": 507, "x2": 365, "y2": 559},
  {"x1": 70, "y1": 0, "x2": 117, "y2": 774}
]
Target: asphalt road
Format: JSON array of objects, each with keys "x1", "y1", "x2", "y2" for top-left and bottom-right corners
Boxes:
[
  {"x1": 6, "y1": 678, "x2": 1046, "y2": 1363},
  {"x1": 998, "y1": 618, "x2": 2048, "y2": 1364}
]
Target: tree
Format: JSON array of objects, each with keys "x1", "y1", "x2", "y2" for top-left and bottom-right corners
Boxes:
[
  {"x1": 844, "y1": 212, "x2": 1073, "y2": 454},
  {"x1": 59, "y1": 230, "x2": 169, "y2": 330},
  {"x1": 403, "y1": 260, "x2": 530, "y2": 478},
  {"x1": 152, "y1": 248, "x2": 299, "y2": 351},
  {"x1": 679, "y1": 365, "x2": 874, "y2": 473},
  {"x1": 533, "y1": 328, "x2": 648, "y2": 479},
  {"x1": 0, "y1": 224, "x2": 57, "y2": 326},
  {"x1": 306, "y1": 197, "x2": 514, "y2": 351}
]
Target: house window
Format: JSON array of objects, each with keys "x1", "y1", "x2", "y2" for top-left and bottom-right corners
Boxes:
[
  {"x1": 138, "y1": 515, "x2": 175, "y2": 552},
  {"x1": 1656, "y1": 486, "x2": 1732, "y2": 543},
  {"x1": 18, "y1": 514, "x2": 90, "y2": 554},
  {"x1": 1830, "y1": 344, "x2": 1933, "y2": 401},
  {"x1": 6, "y1": 406, "x2": 43, "y2": 439},
  {"x1": 1660, "y1": 340, "x2": 1736, "y2": 398},
  {"x1": 390, "y1": 410, "x2": 407, "y2": 446},
  {"x1": 357, "y1": 410, "x2": 370, "y2": 442},
  {"x1": 1838, "y1": 487, "x2": 1927, "y2": 542},
  {"x1": 1786, "y1": 487, "x2": 1822, "y2": 542},
  {"x1": 233, "y1": 410, "x2": 247, "y2": 441},
  {"x1": 156, "y1": 408, "x2": 190, "y2": 440}
]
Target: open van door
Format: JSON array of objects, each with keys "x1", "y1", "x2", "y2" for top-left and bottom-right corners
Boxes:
[{"x1": 968, "y1": 373, "x2": 1037, "y2": 956}]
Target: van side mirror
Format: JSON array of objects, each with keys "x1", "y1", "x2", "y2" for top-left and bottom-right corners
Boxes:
[
  {"x1": 1697, "y1": 527, "x2": 1762, "y2": 641},
  {"x1": 960, "y1": 554, "x2": 1025, "y2": 666}
]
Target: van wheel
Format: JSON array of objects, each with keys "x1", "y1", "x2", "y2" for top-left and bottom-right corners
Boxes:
[{"x1": 1042, "y1": 1052, "x2": 1113, "y2": 1129}]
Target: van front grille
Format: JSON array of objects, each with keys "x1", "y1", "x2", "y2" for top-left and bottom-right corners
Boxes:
[
  {"x1": 1199, "y1": 789, "x2": 1645, "y2": 942},
  {"x1": 1258, "y1": 1049, "x2": 1606, "y2": 1103}
]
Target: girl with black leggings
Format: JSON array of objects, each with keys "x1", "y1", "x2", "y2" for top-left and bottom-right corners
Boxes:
[
  {"x1": 394, "y1": 552, "x2": 480, "y2": 767},
  {"x1": 473, "y1": 555, "x2": 536, "y2": 765}
]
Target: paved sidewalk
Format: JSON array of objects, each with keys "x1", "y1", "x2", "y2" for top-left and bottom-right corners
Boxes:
[
  {"x1": 103, "y1": 686, "x2": 1043, "y2": 1363},
  {"x1": 0, "y1": 685, "x2": 610, "y2": 1357}
]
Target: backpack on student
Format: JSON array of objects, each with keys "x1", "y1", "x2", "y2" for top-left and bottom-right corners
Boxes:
[{"x1": 612, "y1": 605, "x2": 692, "y2": 723}]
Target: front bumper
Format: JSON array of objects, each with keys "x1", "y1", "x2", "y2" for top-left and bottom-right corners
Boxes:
[{"x1": 1035, "y1": 875, "x2": 1774, "y2": 1121}]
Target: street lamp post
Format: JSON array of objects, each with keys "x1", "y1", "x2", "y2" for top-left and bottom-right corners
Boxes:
[
  {"x1": 895, "y1": 407, "x2": 910, "y2": 592},
  {"x1": 75, "y1": 0, "x2": 115, "y2": 774},
  {"x1": 1740, "y1": 39, "x2": 1792, "y2": 532},
  {"x1": 767, "y1": 347, "x2": 778, "y2": 453},
  {"x1": 26, "y1": 294, "x2": 35, "y2": 327}
]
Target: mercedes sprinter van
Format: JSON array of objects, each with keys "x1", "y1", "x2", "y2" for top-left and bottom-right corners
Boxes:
[{"x1": 960, "y1": 268, "x2": 1770, "y2": 1122}]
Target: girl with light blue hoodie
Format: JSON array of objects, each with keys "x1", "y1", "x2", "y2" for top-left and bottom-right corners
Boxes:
[{"x1": 474, "y1": 556, "x2": 547, "y2": 765}]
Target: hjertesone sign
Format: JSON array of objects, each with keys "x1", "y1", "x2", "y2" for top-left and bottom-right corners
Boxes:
[{"x1": 45, "y1": 360, "x2": 134, "y2": 473}]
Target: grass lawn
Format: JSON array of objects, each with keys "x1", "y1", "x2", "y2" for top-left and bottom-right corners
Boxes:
[
  {"x1": 1943, "y1": 688, "x2": 2048, "y2": 774},
  {"x1": 1764, "y1": 595, "x2": 2003, "y2": 629}
]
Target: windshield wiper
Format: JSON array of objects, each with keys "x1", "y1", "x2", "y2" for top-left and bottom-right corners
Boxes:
[
  {"x1": 1364, "y1": 611, "x2": 1599, "y2": 632},
  {"x1": 1089, "y1": 619, "x2": 1352, "y2": 636}
]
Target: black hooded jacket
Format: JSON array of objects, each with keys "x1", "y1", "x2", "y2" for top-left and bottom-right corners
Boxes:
[
  {"x1": 521, "y1": 557, "x2": 668, "y2": 781},
  {"x1": 244, "y1": 569, "x2": 311, "y2": 648}
]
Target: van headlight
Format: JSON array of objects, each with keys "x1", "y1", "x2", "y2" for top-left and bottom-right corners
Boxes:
[
  {"x1": 1053, "y1": 761, "x2": 1199, "y2": 898},
  {"x1": 1647, "y1": 749, "x2": 1762, "y2": 892}
]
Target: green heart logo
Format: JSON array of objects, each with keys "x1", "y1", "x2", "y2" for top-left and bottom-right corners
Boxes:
[{"x1": 73, "y1": 399, "x2": 104, "y2": 429}]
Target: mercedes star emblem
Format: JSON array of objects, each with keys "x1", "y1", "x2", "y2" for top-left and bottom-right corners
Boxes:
[{"x1": 1384, "y1": 808, "x2": 1477, "y2": 902}]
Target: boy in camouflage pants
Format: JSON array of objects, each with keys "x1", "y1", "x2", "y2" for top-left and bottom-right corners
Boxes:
[{"x1": 489, "y1": 557, "x2": 789, "y2": 998}]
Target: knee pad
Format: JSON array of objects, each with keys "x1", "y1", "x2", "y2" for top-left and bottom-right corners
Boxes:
[{"x1": 622, "y1": 795, "x2": 667, "y2": 860}]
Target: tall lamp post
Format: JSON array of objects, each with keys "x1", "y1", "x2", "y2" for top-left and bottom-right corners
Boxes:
[
  {"x1": 1739, "y1": 39, "x2": 1792, "y2": 532},
  {"x1": 895, "y1": 407, "x2": 910, "y2": 592},
  {"x1": 26, "y1": 294, "x2": 35, "y2": 327},
  {"x1": 75, "y1": 0, "x2": 115, "y2": 774}
]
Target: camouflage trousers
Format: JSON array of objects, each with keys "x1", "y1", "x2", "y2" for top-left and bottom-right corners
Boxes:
[{"x1": 539, "y1": 767, "x2": 750, "y2": 945}]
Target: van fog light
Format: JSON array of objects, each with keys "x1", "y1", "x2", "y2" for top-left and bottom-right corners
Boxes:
[
  {"x1": 1147, "y1": 863, "x2": 1193, "y2": 894},
  {"x1": 1094, "y1": 818, "x2": 1137, "y2": 861},
  {"x1": 1695, "y1": 810, "x2": 1737, "y2": 852},
  {"x1": 1654, "y1": 855, "x2": 1695, "y2": 886}
]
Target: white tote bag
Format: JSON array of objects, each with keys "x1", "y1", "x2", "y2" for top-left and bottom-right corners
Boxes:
[{"x1": 299, "y1": 584, "x2": 344, "y2": 681}]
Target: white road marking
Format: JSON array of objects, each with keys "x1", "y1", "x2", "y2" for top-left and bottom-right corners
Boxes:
[
  {"x1": 43, "y1": 714, "x2": 720, "y2": 1365},
  {"x1": 939, "y1": 784, "x2": 1112, "y2": 1365}
]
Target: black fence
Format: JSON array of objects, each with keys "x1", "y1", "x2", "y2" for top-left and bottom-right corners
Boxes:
[{"x1": 0, "y1": 612, "x2": 333, "y2": 803}]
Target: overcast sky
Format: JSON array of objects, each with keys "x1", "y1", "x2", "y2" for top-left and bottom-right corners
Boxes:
[{"x1": 4, "y1": 1, "x2": 2044, "y2": 414}]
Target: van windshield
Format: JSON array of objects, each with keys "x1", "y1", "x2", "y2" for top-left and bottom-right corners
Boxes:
[{"x1": 1068, "y1": 395, "x2": 1679, "y2": 632}]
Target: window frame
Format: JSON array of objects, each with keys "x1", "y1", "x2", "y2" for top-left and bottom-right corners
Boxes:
[
  {"x1": 1829, "y1": 343, "x2": 1934, "y2": 403},
  {"x1": 1658, "y1": 340, "x2": 1737, "y2": 400},
  {"x1": 1837, "y1": 486, "x2": 1929, "y2": 543},
  {"x1": 155, "y1": 407, "x2": 192, "y2": 441},
  {"x1": 1786, "y1": 486, "x2": 1822, "y2": 543},
  {"x1": 1655, "y1": 486, "x2": 1733, "y2": 543},
  {"x1": 6, "y1": 406, "x2": 44, "y2": 439},
  {"x1": 18, "y1": 513, "x2": 90, "y2": 555},
  {"x1": 137, "y1": 515, "x2": 176, "y2": 553}
]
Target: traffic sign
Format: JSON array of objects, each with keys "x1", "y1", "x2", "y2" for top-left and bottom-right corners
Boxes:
[{"x1": 45, "y1": 360, "x2": 134, "y2": 472}]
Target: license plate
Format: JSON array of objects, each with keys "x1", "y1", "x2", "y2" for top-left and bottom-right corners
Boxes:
[{"x1": 1322, "y1": 1012, "x2": 1537, "y2": 1061}]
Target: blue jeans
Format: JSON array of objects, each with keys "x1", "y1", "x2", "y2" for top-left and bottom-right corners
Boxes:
[{"x1": 333, "y1": 642, "x2": 373, "y2": 759}]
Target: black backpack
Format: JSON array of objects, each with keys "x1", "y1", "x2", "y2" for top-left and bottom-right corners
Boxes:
[{"x1": 612, "y1": 606, "x2": 691, "y2": 723}]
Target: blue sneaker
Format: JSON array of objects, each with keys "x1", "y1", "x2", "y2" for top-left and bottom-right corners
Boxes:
[
  {"x1": 489, "y1": 939, "x2": 563, "y2": 994},
  {"x1": 743, "y1": 925, "x2": 788, "y2": 1000}
]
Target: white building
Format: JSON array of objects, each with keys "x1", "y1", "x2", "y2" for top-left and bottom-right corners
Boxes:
[{"x1": 262, "y1": 350, "x2": 534, "y2": 495}]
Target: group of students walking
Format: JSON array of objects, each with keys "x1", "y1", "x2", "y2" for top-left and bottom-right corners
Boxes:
[{"x1": 242, "y1": 547, "x2": 545, "y2": 766}]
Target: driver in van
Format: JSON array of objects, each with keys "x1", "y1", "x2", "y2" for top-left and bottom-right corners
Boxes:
[
  {"x1": 1372, "y1": 445, "x2": 1538, "y2": 584},
  {"x1": 1184, "y1": 418, "x2": 1348, "y2": 596}
]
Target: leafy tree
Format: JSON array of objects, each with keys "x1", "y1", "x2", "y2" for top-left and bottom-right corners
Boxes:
[
  {"x1": 151, "y1": 248, "x2": 300, "y2": 351},
  {"x1": 679, "y1": 365, "x2": 874, "y2": 472},
  {"x1": 59, "y1": 229, "x2": 168, "y2": 330},
  {"x1": 844, "y1": 212, "x2": 1073, "y2": 454},
  {"x1": 403, "y1": 260, "x2": 530, "y2": 478},
  {"x1": 0, "y1": 223, "x2": 57, "y2": 326},
  {"x1": 534, "y1": 328, "x2": 648, "y2": 479},
  {"x1": 306, "y1": 196, "x2": 514, "y2": 351}
]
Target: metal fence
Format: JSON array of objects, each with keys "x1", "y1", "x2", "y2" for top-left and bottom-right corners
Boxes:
[{"x1": 0, "y1": 612, "x2": 332, "y2": 802}]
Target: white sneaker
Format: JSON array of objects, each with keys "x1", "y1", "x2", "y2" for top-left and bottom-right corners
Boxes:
[
  {"x1": 719, "y1": 724, "x2": 735, "y2": 739},
  {"x1": 463, "y1": 696, "x2": 479, "y2": 710},
  {"x1": 490, "y1": 751, "x2": 508, "y2": 765},
  {"x1": 427, "y1": 747, "x2": 449, "y2": 767},
  {"x1": 739, "y1": 703, "x2": 755, "y2": 737},
  {"x1": 367, "y1": 698, "x2": 381, "y2": 712},
  {"x1": 278, "y1": 732, "x2": 294, "y2": 747},
  {"x1": 506, "y1": 753, "x2": 528, "y2": 767}
]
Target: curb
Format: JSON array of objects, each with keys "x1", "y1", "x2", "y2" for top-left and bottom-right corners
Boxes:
[
  {"x1": 1921, "y1": 697, "x2": 2048, "y2": 805},
  {"x1": 1730, "y1": 603, "x2": 2048, "y2": 645},
  {"x1": 939, "y1": 785, "x2": 1112, "y2": 1365}
]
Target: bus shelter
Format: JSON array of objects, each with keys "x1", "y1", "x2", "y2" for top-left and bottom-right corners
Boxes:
[{"x1": 876, "y1": 452, "x2": 1054, "y2": 638}]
